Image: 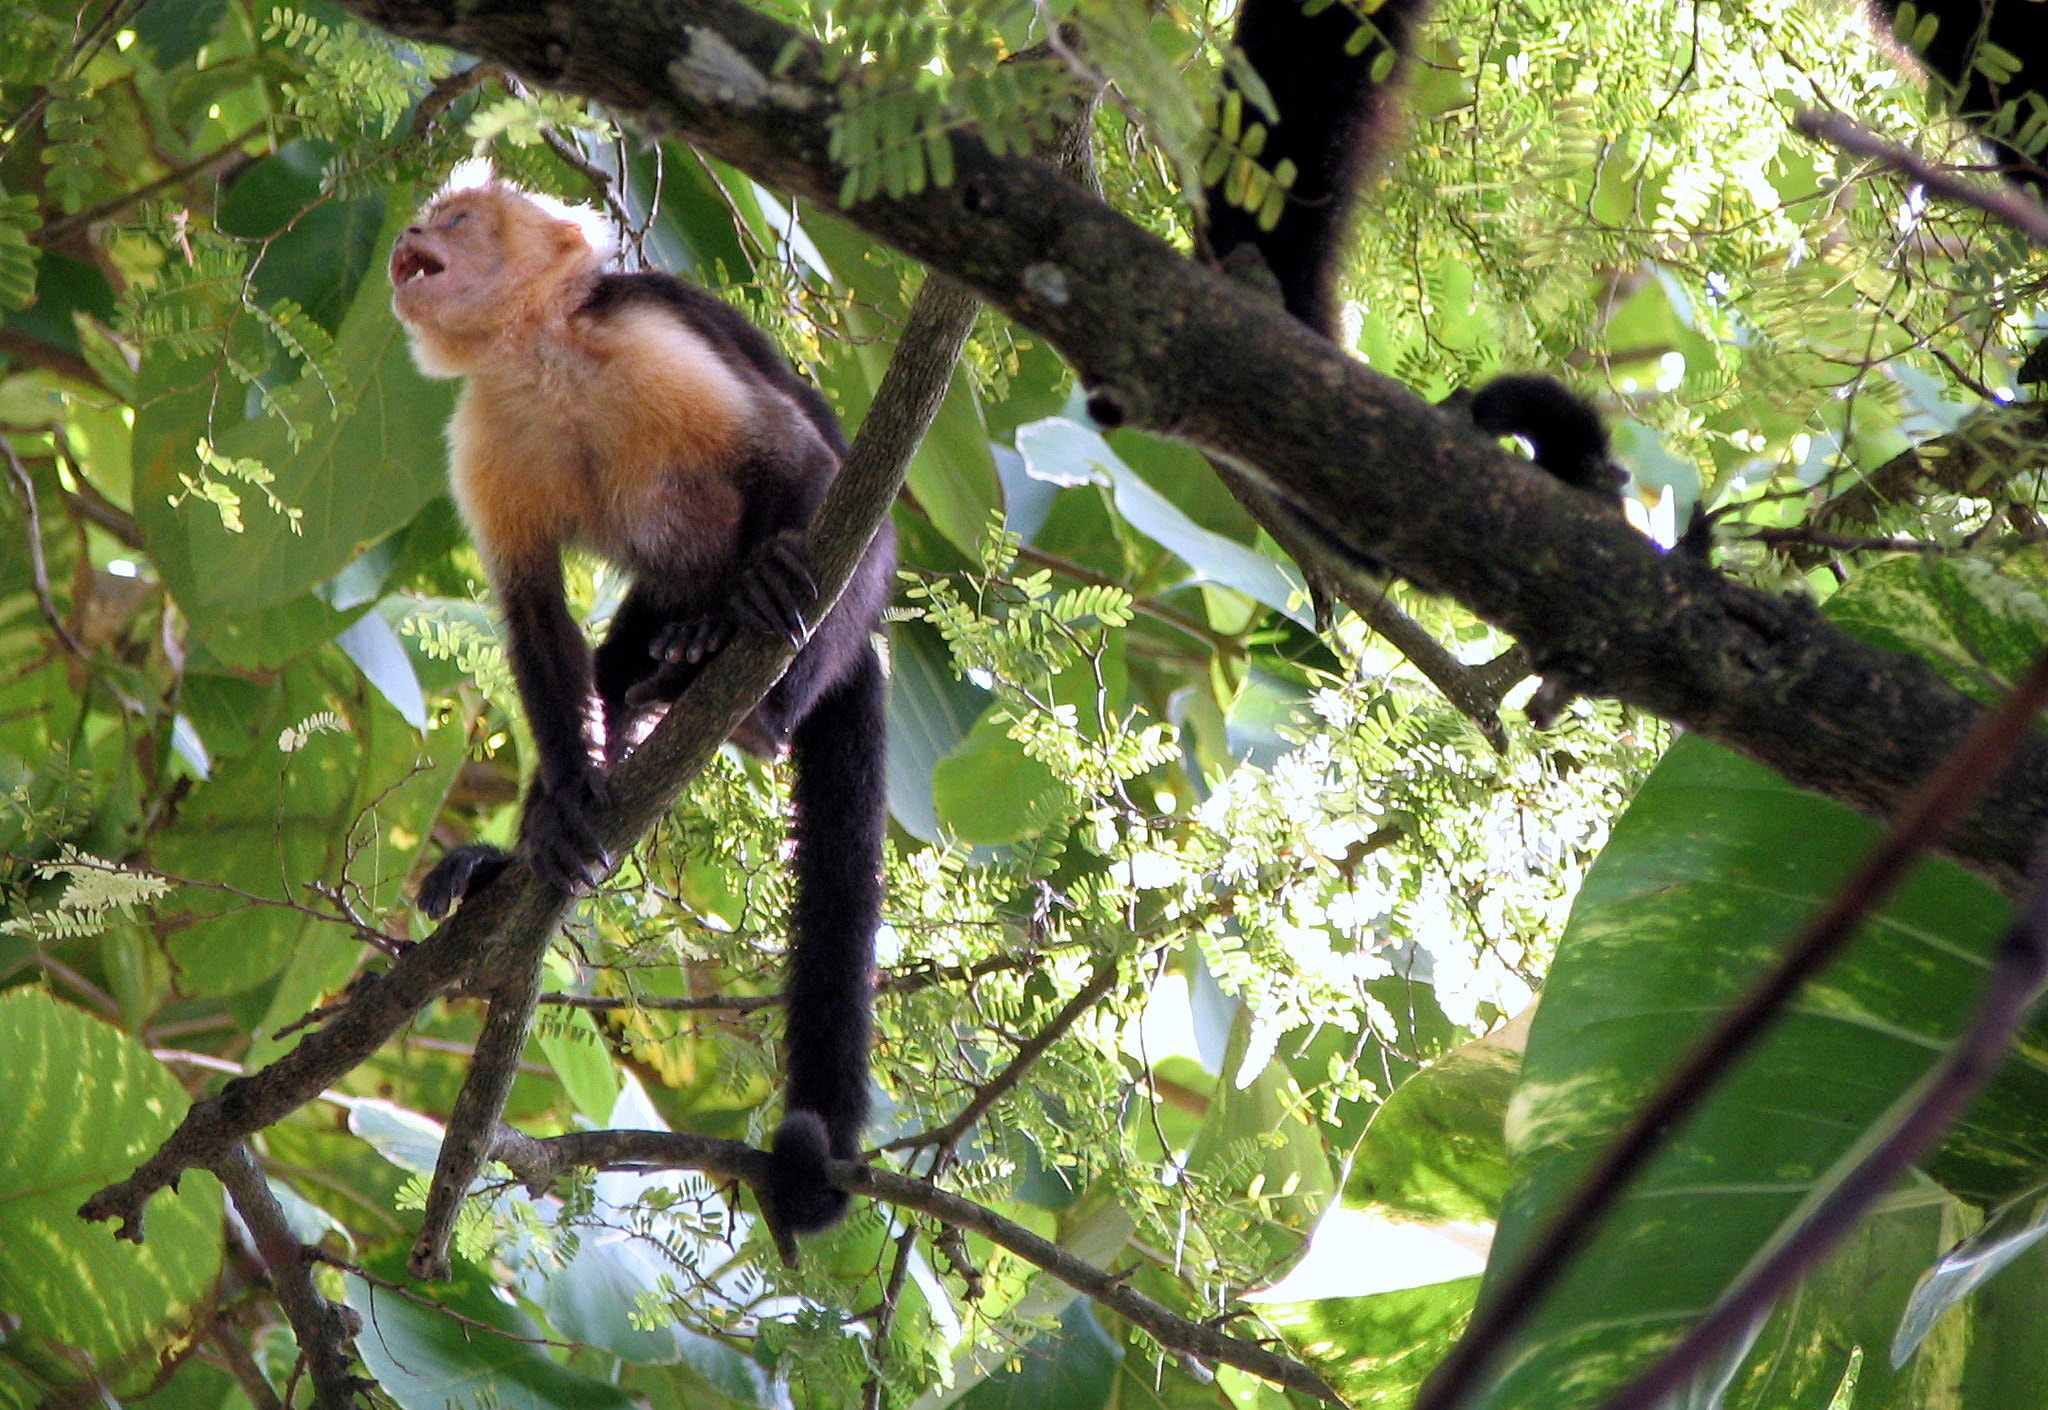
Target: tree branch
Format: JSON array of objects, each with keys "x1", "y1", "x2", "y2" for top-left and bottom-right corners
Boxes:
[
  {"x1": 331, "y1": 0, "x2": 2048, "y2": 896},
  {"x1": 882, "y1": 952, "x2": 1120, "y2": 1155},
  {"x1": 487, "y1": 1126, "x2": 1346, "y2": 1404},
  {"x1": 214, "y1": 1144, "x2": 370, "y2": 1410}
]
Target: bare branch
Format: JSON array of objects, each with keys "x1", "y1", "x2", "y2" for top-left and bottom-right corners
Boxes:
[
  {"x1": 1794, "y1": 109, "x2": 2048, "y2": 246},
  {"x1": 214, "y1": 1145, "x2": 370, "y2": 1410},
  {"x1": 488, "y1": 1126, "x2": 1346, "y2": 1404}
]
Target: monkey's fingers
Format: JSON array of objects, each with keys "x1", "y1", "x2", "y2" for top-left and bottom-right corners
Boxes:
[
  {"x1": 416, "y1": 843, "x2": 513, "y2": 919},
  {"x1": 737, "y1": 534, "x2": 817, "y2": 645},
  {"x1": 624, "y1": 657, "x2": 693, "y2": 710}
]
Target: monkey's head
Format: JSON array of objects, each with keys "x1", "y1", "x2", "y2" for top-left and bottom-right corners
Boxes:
[{"x1": 391, "y1": 162, "x2": 613, "y2": 375}]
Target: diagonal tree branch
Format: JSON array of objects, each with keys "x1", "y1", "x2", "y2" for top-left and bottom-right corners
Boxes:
[
  {"x1": 214, "y1": 1144, "x2": 370, "y2": 1410},
  {"x1": 330, "y1": 0, "x2": 2048, "y2": 896}
]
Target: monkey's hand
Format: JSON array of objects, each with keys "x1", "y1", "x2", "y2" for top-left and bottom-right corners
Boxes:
[
  {"x1": 520, "y1": 767, "x2": 613, "y2": 894},
  {"x1": 628, "y1": 532, "x2": 818, "y2": 708}
]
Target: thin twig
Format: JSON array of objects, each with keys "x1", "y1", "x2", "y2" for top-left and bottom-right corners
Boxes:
[
  {"x1": 881, "y1": 953, "x2": 1119, "y2": 1154},
  {"x1": 1795, "y1": 109, "x2": 2048, "y2": 246},
  {"x1": 408, "y1": 63, "x2": 500, "y2": 138},
  {"x1": 861, "y1": 1220, "x2": 924, "y2": 1410},
  {"x1": 538, "y1": 945, "x2": 1071, "y2": 1014},
  {"x1": 487, "y1": 1126, "x2": 1346, "y2": 1404},
  {"x1": 3, "y1": 440, "x2": 87, "y2": 659},
  {"x1": 37, "y1": 120, "x2": 271, "y2": 247}
]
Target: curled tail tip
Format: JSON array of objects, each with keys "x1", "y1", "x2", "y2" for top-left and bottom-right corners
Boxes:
[{"x1": 765, "y1": 1110, "x2": 852, "y2": 1236}]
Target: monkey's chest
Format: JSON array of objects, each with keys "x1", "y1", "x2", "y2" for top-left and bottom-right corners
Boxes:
[{"x1": 449, "y1": 371, "x2": 746, "y2": 581}]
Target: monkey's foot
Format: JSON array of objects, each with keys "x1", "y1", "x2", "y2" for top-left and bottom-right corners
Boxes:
[
  {"x1": 521, "y1": 769, "x2": 613, "y2": 894},
  {"x1": 647, "y1": 616, "x2": 732, "y2": 669},
  {"x1": 629, "y1": 534, "x2": 818, "y2": 709},
  {"x1": 416, "y1": 843, "x2": 512, "y2": 920}
]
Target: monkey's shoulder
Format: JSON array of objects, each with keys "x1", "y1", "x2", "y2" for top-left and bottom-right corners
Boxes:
[{"x1": 583, "y1": 271, "x2": 847, "y2": 457}]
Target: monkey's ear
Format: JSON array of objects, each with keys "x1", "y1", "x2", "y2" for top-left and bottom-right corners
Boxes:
[{"x1": 545, "y1": 217, "x2": 599, "y2": 260}]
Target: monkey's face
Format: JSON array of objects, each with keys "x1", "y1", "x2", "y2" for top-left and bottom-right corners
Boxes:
[{"x1": 389, "y1": 193, "x2": 505, "y2": 336}]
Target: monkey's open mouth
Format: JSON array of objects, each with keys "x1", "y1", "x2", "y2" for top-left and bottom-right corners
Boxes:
[{"x1": 391, "y1": 248, "x2": 445, "y2": 285}]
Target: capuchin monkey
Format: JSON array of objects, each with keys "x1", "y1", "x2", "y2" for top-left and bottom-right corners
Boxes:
[{"x1": 390, "y1": 163, "x2": 889, "y2": 1235}]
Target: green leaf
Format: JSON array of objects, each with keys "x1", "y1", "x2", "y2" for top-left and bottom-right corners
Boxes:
[
  {"x1": 1015, "y1": 417, "x2": 1310, "y2": 626},
  {"x1": 535, "y1": 960, "x2": 620, "y2": 1125},
  {"x1": 887, "y1": 617, "x2": 994, "y2": 842},
  {"x1": 0, "y1": 991, "x2": 222, "y2": 1372},
  {"x1": 1475, "y1": 732, "x2": 2025, "y2": 1407},
  {"x1": 133, "y1": 197, "x2": 455, "y2": 632},
  {"x1": 346, "y1": 1255, "x2": 638, "y2": 1410},
  {"x1": 1344, "y1": 1019, "x2": 1522, "y2": 1225},
  {"x1": 932, "y1": 707, "x2": 1071, "y2": 845},
  {"x1": 335, "y1": 606, "x2": 427, "y2": 731},
  {"x1": 155, "y1": 658, "x2": 463, "y2": 1010},
  {"x1": 1260, "y1": 1278, "x2": 1479, "y2": 1407},
  {"x1": 1184, "y1": 1005, "x2": 1335, "y2": 1269},
  {"x1": 1894, "y1": 1176, "x2": 2048, "y2": 1364},
  {"x1": 958, "y1": 1299, "x2": 1121, "y2": 1410}
]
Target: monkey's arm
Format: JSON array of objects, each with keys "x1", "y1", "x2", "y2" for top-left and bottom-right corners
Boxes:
[{"x1": 421, "y1": 554, "x2": 611, "y2": 915}]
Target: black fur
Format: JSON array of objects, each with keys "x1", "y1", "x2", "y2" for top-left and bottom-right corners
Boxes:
[
  {"x1": 1868, "y1": 0, "x2": 2048, "y2": 193},
  {"x1": 1469, "y1": 373, "x2": 1627, "y2": 498},
  {"x1": 416, "y1": 269, "x2": 891, "y2": 1237},
  {"x1": 1203, "y1": 0, "x2": 1435, "y2": 337}
]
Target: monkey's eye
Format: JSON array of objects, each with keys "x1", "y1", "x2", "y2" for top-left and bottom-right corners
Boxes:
[{"x1": 444, "y1": 211, "x2": 469, "y2": 229}]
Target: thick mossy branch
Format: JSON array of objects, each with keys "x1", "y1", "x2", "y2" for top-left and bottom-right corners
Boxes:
[{"x1": 335, "y1": 0, "x2": 2048, "y2": 894}]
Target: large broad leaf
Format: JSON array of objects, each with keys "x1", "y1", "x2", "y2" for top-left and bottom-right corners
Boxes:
[
  {"x1": 1453, "y1": 553, "x2": 2048, "y2": 1407},
  {"x1": 0, "y1": 991, "x2": 222, "y2": 1382},
  {"x1": 153, "y1": 653, "x2": 464, "y2": 1017},
  {"x1": 1467, "y1": 735, "x2": 2031, "y2": 1408},
  {"x1": 1014, "y1": 417, "x2": 1310, "y2": 627},
  {"x1": 956, "y1": 1300, "x2": 1122, "y2": 1410},
  {"x1": 1261, "y1": 1278, "x2": 1480, "y2": 1408}
]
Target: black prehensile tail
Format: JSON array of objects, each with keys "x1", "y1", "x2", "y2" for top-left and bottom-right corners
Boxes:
[
  {"x1": 1203, "y1": 0, "x2": 1435, "y2": 339},
  {"x1": 764, "y1": 644, "x2": 887, "y2": 1233}
]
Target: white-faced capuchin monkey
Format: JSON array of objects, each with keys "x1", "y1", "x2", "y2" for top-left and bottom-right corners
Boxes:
[{"x1": 390, "y1": 163, "x2": 890, "y2": 1235}]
